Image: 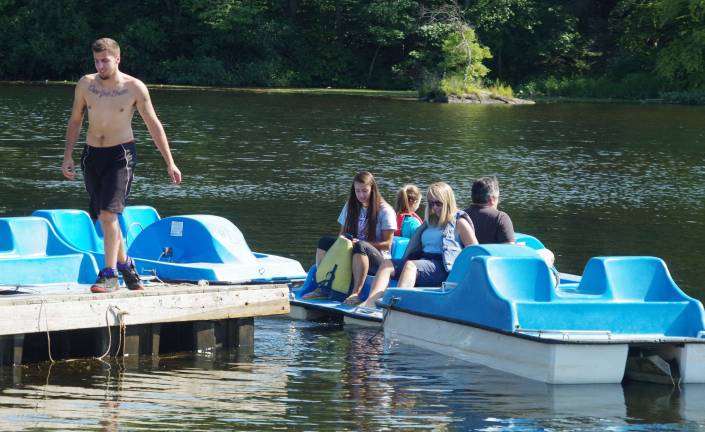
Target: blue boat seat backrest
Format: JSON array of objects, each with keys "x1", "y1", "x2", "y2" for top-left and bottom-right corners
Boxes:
[
  {"x1": 390, "y1": 237, "x2": 409, "y2": 260},
  {"x1": 0, "y1": 217, "x2": 99, "y2": 285},
  {"x1": 121, "y1": 205, "x2": 161, "y2": 246},
  {"x1": 0, "y1": 216, "x2": 94, "y2": 256},
  {"x1": 578, "y1": 256, "x2": 687, "y2": 301},
  {"x1": 446, "y1": 244, "x2": 544, "y2": 286},
  {"x1": 128, "y1": 215, "x2": 257, "y2": 264},
  {"x1": 32, "y1": 209, "x2": 103, "y2": 253},
  {"x1": 514, "y1": 232, "x2": 546, "y2": 251},
  {"x1": 486, "y1": 256, "x2": 555, "y2": 302}
]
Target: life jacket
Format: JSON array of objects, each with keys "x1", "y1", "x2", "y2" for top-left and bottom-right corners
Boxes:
[
  {"x1": 395, "y1": 212, "x2": 423, "y2": 237},
  {"x1": 315, "y1": 236, "x2": 353, "y2": 300}
]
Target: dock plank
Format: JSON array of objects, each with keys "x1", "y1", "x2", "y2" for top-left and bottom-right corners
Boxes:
[{"x1": 0, "y1": 283, "x2": 289, "y2": 336}]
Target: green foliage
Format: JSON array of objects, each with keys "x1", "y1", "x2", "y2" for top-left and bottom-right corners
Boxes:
[
  {"x1": 0, "y1": 0, "x2": 704, "y2": 101},
  {"x1": 468, "y1": 0, "x2": 598, "y2": 82},
  {"x1": 440, "y1": 27, "x2": 492, "y2": 82},
  {"x1": 611, "y1": 0, "x2": 705, "y2": 90},
  {"x1": 519, "y1": 73, "x2": 665, "y2": 100}
]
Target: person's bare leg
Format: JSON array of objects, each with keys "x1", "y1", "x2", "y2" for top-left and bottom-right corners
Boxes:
[
  {"x1": 396, "y1": 261, "x2": 418, "y2": 288},
  {"x1": 360, "y1": 259, "x2": 395, "y2": 308},
  {"x1": 99, "y1": 210, "x2": 122, "y2": 269},
  {"x1": 348, "y1": 253, "x2": 369, "y2": 298},
  {"x1": 315, "y1": 248, "x2": 326, "y2": 267}
]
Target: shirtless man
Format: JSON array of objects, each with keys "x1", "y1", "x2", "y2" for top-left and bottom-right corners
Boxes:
[{"x1": 61, "y1": 38, "x2": 182, "y2": 293}]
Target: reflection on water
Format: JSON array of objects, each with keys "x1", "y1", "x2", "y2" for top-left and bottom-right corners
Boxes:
[
  {"x1": 2, "y1": 84, "x2": 705, "y2": 429},
  {"x1": 1, "y1": 319, "x2": 704, "y2": 430}
]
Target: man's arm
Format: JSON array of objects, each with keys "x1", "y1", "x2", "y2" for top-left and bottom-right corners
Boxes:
[
  {"x1": 134, "y1": 81, "x2": 182, "y2": 184},
  {"x1": 62, "y1": 78, "x2": 87, "y2": 180},
  {"x1": 498, "y1": 213, "x2": 515, "y2": 244},
  {"x1": 457, "y1": 218, "x2": 478, "y2": 247}
]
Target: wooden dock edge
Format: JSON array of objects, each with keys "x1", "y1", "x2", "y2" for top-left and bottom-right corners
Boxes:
[
  {"x1": 0, "y1": 283, "x2": 289, "y2": 336},
  {"x1": 0, "y1": 283, "x2": 290, "y2": 366}
]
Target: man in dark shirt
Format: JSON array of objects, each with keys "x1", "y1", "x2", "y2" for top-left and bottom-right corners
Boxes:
[{"x1": 464, "y1": 176, "x2": 515, "y2": 244}]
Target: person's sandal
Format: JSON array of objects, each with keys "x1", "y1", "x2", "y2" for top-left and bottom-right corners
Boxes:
[
  {"x1": 343, "y1": 294, "x2": 361, "y2": 306},
  {"x1": 302, "y1": 287, "x2": 327, "y2": 299}
]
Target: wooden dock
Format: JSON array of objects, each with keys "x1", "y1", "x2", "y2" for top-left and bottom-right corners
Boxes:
[{"x1": 0, "y1": 283, "x2": 290, "y2": 366}]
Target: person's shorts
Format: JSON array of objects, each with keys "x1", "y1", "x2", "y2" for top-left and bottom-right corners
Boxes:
[
  {"x1": 317, "y1": 235, "x2": 385, "y2": 275},
  {"x1": 80, "y1": 142, "x2": 137, "y2": 219},
  {"x1": 391, "y1": 253, "x2": 448, "y2": 287}
]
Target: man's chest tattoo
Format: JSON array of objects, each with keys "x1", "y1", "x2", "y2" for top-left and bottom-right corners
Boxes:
[{"x1": 88, "y1": 83, "x2": 129, "y2": 98}]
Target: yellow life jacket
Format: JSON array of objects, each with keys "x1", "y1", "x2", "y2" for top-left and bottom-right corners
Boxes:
[{"x1": 315, "y1": 236, "x2": 353, "y2": 296}]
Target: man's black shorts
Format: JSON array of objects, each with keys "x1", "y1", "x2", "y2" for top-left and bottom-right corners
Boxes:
[{"x1": 80, "y1": 142, "x2": 137, "y2": 220}]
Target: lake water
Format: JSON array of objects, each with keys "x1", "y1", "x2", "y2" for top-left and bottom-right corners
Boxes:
[{"x1": 1, "y1": 83, "x2": 705, "y2": 430}]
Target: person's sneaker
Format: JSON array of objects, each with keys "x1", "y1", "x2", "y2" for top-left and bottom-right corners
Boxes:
[
  {"x1": 117, "y1": 257, "x2": 144, "y2": 291},
  {"x1": 90, "y1": 268, "x2": 119, "y2": 293}
]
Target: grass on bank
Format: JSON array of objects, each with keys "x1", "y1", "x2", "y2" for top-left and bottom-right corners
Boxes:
[
  {"x1": 1, "y1": 80, "x2": 418, "y2": 100},
  {"x1": 519, "y1": 73, "x2": 705, "y2": 105},
  {"x1": 419, "y1": 75, "x2": 516, "y2": 101}
]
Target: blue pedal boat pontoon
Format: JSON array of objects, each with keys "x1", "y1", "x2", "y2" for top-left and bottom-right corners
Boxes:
[
  {"x1": 379, "y1": 244, "x2": 705, "y2": 384},
  {"x1": 289, "y1": 233, "x2": 560, "y2": 327},
  {"x1": 0, "y1": 217, "x2": 99, "y2": 292}
]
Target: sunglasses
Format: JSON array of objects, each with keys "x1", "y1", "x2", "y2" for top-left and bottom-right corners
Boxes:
[{"x1": 428, "y1": 200, "x2": 443, "y2": 208}]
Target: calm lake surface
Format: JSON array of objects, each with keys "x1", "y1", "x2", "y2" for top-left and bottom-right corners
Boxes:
[{"x1": 1, "y1": 83, "x2": 705, "y2": 430}]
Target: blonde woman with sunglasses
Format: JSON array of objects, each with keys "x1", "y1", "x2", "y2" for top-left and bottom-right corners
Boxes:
[{"x1": 361, "y1": 182, "x2": 478, "y2": 307}]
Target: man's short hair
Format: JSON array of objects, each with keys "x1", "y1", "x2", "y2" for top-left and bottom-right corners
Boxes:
[
  {"x1": 91, "y1": 38, "x2": 120, "y2": 56},
  {"x1": 471, "y1": 176, "x2": 500, "y2": 204}
]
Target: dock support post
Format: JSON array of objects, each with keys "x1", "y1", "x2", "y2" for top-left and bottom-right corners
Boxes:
[
  {"x1": 124, "y1": 324, "x2": 161, "y2": 357},
  {"x1": 235, "y1": 317, "x2": 254, "y2": 350},
  {"x1": 194, "y1": 321, "x2": 217, "y2": 353},
  {"x1": 216, "y1": 317, "x2": 254, "y2": 361},
  {"x1": 0, "y1": 334, "x2": 24, "y2": 366},
  {"x1": 219, "y1": 318, "x2": 254, "y2": 350}
]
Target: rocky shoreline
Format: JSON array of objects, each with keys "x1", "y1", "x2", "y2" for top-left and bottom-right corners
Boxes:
[{"x1": 425, "y1": 90, "x2": 535, "y2": 105}]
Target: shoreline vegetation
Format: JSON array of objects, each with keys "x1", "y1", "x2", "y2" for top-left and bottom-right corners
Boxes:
[
  {"x1": 6, "y1": 80, "x2": 705, "y2": 106},
  {"x1": 3, "y1": 1, "x2": 705, "y2": 105}
]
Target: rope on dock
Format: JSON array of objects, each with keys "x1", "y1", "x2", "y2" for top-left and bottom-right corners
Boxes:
[
  {"x1": 39, "y1": 298, "x2": 55, "y2": 363},
  {"x1": 96, "y1": 305, "x2": 129, "y2": 361}
]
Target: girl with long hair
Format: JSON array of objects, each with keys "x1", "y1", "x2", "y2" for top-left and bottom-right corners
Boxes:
[{"x1": 305, "y1": 171, "x2": 397, "y2": 305}]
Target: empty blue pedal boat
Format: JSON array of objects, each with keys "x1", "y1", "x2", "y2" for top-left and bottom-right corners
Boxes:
[
  {"x1": 33, "y1": 207, "x2": 307, "y2": 285},
  {"x1": 128, "y1": 215, "x2": 307, "y2": 283},
  {"x1": 379, "y1": 244, "x2": 705, "y2": 384}
]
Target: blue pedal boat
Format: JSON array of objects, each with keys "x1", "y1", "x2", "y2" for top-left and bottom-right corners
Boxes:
[
  {"x1": 289, "y1": 233, "x2": 557, "y2": 327},
  {"x1": 379, "y1": 244, "x2": 705, "y2": 384},
  {"x1": 33, "y1": 207, "x2": 307, "y2": 285},
  {"x1": 127, "y1": 214, "x2": 307, "y2": 284},
  {"x1": 0, "y1": 217, "x2": 99, "y2": 292}
]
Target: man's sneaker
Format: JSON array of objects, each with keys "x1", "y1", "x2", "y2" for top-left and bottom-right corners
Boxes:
[
  {"x1": 91, "y1": 268, "x2": 119, "y2": 293},
  {"x1": 117, "y1": 257, "x2": 144, "y2": 291}
]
